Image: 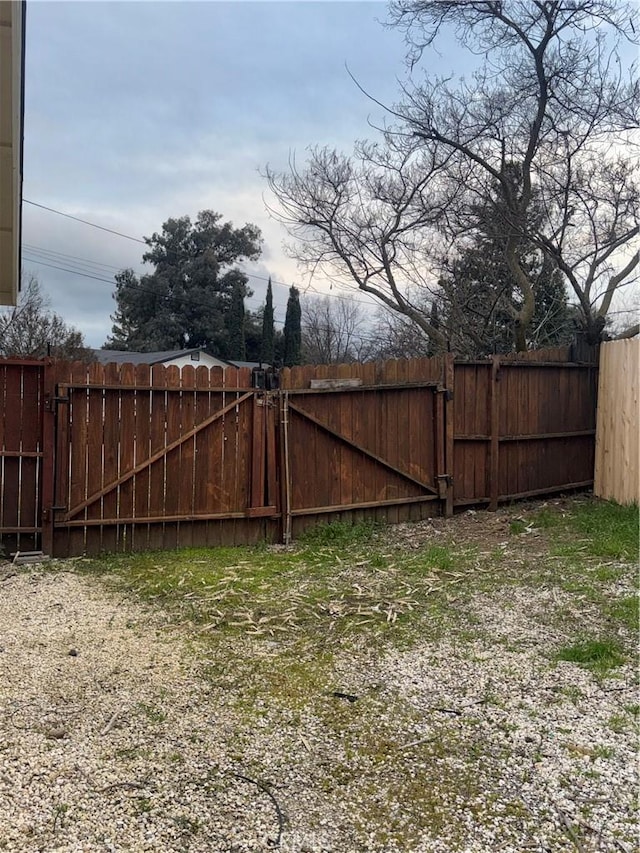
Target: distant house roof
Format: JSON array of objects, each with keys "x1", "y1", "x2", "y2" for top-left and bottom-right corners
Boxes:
[{"x1": 92, "y1": 349, "x2": 230, "y2": 367}]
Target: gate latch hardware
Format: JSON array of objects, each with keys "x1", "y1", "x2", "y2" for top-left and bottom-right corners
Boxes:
[
  {"x1": 435, "y1": 474, "x2": 453, "y2": 499},
  {"x1": 45, "y1": 395, "x2": 70, "y2": 412}
]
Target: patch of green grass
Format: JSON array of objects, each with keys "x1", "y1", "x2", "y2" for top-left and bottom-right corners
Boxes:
[
  {"x1": 534, "y1": 499, "x2": 638, "y2": 562},
  {"x1": 608, "y1": 595, "x2": 639, "y2": 633},
  {"x1": 297, "y1": 519, "x2": 381, "y2": 547},
  {"x1": 569, "y1": 500, "x2": 638, "y2": 561},
  {"x1": 608, "y1": 713, "x2": 629, "y2": 733},
  {"x1": 531, "y1": 507, "x2": 563, "y2": 530},
  {"x1": 133, "y1": 798, "x2": 153, "y2": 816},
  {"x1": 556, "y1": 638, "x2": 626, "y2": 674},
  {"x1": 136, "y1": 702, "x2": 167, "y2": 724},
  {"x1": 417, "y1": 544, "x2": 455, "y2": 572}
]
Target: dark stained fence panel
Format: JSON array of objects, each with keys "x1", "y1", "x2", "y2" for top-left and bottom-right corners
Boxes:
[
  {"x1": 50, "y1": 361, "x2": 276, "y2": 556},
  {"x1": 0, "y1": 360, "x2": 44, "y2": 553},
  {"x1": 0, "y1": 348, "x2": 599, "y2": 557}
]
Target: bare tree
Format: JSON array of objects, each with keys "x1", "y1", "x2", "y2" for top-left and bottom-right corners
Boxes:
[
  {"x1": 301, "y1": 295, "x2": 371, "y2": 364},
  {"x1": 0, "y1": 275, "x2": 92, "y2": 360},
  {"x1": 366, "y1": 303, "x2": 434, "y2": 360},
  {"x1": 266, "y1": 138, "x2": 456, "y2": 354},
  {"x1": 267, "y1": 1, "x2": 639, "y2": 351},
  {"x1": 392, "y1": 0, "x2": 639, "y2": 346}
]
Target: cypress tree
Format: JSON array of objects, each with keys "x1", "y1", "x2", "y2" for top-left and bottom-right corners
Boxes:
[
  {"x1": 283, "y1": 286, "x2": 302, "y2": 367},
  {"x1": 260, "y1": 277, "x2": 275, "y2": 365},
  {"x1": 226, "y1": 283, "x2": 246, "y2": 360}
]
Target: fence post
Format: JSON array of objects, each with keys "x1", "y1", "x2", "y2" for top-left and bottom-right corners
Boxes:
[
  {"x1": 40, "y1": 358, "x2": 56, "y2": 555},
  {"x1": 279, "y1": 391, "x2": 292, "y2": 544},
  {"x1": 489, "y1": 356, "x2": 501, "y2": 511},
  {"x1": 444, "y1": 353, "x2": 455, "y2": 517}
]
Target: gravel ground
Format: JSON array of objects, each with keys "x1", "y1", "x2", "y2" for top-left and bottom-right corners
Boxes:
[{"x1": 0, "y1": 546, "x2": 637, "y2": 852}]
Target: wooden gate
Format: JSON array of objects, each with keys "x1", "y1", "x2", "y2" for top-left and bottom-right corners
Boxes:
[
  {"x1": 47, "y1": 362, "x2": 279, "y2": 556},
  {"x1": 279, "y1": 378, "x2": 451, "y2": 541}
]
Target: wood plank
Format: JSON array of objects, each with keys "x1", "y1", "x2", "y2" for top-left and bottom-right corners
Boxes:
[
  {"x1": 2, "y1": 365, "x2": 22, "y2": 532},
  {"x1": 163, "y1": 366, "x2": 182, "y2": 549},
  {"x1": 132, "y1": 364, "x2": 151, "y2": 552},
  {"x1": 288, "y1": 401, "x2": 437, "y2": 494},
  {"x1": 148, "y1": 364, "x2": 167, "y2": 550},
  {"x1": 337, "y1": 363, "x2": 353, "y2": 507},
  {"x1": 100, "y1": 363, "x2": 120, "y2": 553},
  {"x1": 192, "y1": 365, "x2": 211, "y2": 545},
  {"x1": 18, "y1": 366, "x2": 42, "y2": 542},
  {"x1": 489, "y1": 357, "x2": 500, "y2": 512},
  {"x1": 178, "y1": 366, "x2": 196, "y2": 548},
  {"x1": 444, "y1": 353, "x2": 455, "y2": 516},
  {"x1": 279, "y1": 392, "x2": 292, "y2": 544},
  {"x1": 233, "y1": 379, "x2": 254, "y2": 542},
  {"x1": 290, "y1": 494, "x2": 440, "y2": 516},
  {"x1": 51, "y1": 362, "x2": 72, "y2": 557},
  {"x1": 67, "y1": 362, "x2": 90, "y2": 555},
  {"x1": 265, "y1": 394, "x2": 278, "y2": 510},
  {"x1": 118, "y1": 363, "x2": 137, "y2": 542},
  {"x1": 40, "y1": 361, "x2": 56, "y2": 555},
  {"x1": 84, "y1": 361, "x2": 105, "y2": 554},
  {"x1": 309, "y1": 378, "x2": 363, "y2": 390},
  {"x1": 208, "y1": 366, "x2": 226, "y2": 516},
  {"x1": 594, "y1": 339, "x2": 639, "y2": 505},
  {"x1": 251, "y1": 395, "x2": 266, "y2": 507}
]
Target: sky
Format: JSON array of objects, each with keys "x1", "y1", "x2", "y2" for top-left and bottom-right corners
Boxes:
[
  {"x1": 19, "y1": 1, "x2": 639, "y2": 349},
  {"x1": 21, "y1": 0, "x2": 445, "y2": 348}
]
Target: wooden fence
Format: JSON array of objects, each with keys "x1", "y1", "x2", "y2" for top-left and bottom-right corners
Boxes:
[
  {"x1": 594, "y1": 339, "x2": 639, "y2": 506},
  {"x1": 0, "y1": 346, "x2": 599, "y2": 557}
]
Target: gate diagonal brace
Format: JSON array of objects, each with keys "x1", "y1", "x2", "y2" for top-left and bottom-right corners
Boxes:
[{"x1": 287, "y1": 399, "x2": 438, "y2": 496}]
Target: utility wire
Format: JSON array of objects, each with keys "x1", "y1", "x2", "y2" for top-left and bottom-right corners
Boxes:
[
  {"x1": 22, "y1": 199, "x2": 379, "y2": 306},
  {"x1": 21, "y1": 254, "x2": 388, "y2": 348},
  {"x1": 23, "y1": 199, "x2": 147, "y2": 244}
]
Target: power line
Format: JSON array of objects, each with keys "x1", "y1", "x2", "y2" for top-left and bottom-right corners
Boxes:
[
  {"x1": 22, "y1": 243, "x2": 138, "y2": 274},
  {"x1": 22, "y1": 255, "x2": 388, "y2": 348},
  {"x1": 23, "y1": 199, "x2": 147, "y2": 244},
  {"x1": 23, "y1": 199, "x2": 379, "y2": 307},
  {"x1": 22, "y1": 256, "x2": 118, "y2": 285}
]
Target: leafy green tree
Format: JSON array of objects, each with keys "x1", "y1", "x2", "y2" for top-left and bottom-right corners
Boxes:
[
  {"x1": 283, "y1": 286, "x2": 302, "y2": 367},
  {"x1": 260, "y1": 278, "x2": 275, "y2": 365},
  {"x1": 105, "y1": 210, "x2": 262, "y2": 354}
]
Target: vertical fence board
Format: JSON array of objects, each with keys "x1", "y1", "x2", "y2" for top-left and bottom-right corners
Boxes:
[
  {"x1": 133, "y1": 364, "x2": 151, "y2": 552},
  {"x1": 594, "y1": 339, "x2": 639, "y2": 505},
  {"x1": 163, "y1": 366, "x2": 182, "y2": 549},
  {"x1": 85, "y1": 361, "x2": 105, "y2": 555},
  {"x1": 148, "y1": 364, "x2": 167, "y2": 550},
  {"x1": 99, "y1": 363, "x2": 120, "y2": 553}
]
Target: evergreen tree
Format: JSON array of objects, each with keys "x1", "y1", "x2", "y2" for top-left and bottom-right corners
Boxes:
[
  {"x1": 105, "y1": 210, "x2": 261, "y2": 353},
  {"x1": 260, "y1": 277, "x2": 275, "y2": 365},
  {"x1": 226, "y1": 282, "x2": 246, "y2": 360},
  {"x1": 283, "y1": 286, "x2": 302, "y2": 367}
]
